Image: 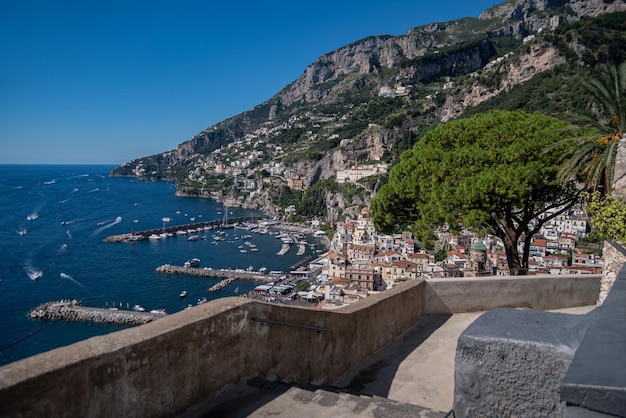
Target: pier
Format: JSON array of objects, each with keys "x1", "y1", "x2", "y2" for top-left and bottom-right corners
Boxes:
[
  {"x1": 103, "y1": 215, "x2": 265, "y2": 242},
  {"x1": 29, "y1": 300, "x2": 165, "y2": 325},
  {"x1": 156, "y1": 264, "x2": 274, "y2": 282}
]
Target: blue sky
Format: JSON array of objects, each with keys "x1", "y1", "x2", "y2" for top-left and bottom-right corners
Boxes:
[{"x1": 1, "y1": 0, "x2": 499, "y2": 164}]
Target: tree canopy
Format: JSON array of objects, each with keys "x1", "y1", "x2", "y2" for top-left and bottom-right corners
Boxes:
[{"x1": 371, "y1": 110, "x2": 582, "y2": 275}]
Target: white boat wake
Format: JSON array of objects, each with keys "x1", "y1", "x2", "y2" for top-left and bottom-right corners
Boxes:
[
  {"x1": 60, "y1": 272, "x2": 86, "y2": 288},
  {"x1": 92, "y1": 216, "x2": 122, "y2": 236},
  {"x1": 25, "y1": 265, "x2": 43, "y2": 281}
]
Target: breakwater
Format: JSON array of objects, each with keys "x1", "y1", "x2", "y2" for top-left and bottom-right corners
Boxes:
[
  {"x1": 28, "y1": 300, "x2": 164, "y2": 325},
  {"x1": 103, "y1": 215, "x2": 265, "y2": 242},
  {"x1": 156, "y1": 264, "x2": 274, "y2": 282},
  {"x1": 208, "y1": 277, "x2": 236, "y2": 292}
]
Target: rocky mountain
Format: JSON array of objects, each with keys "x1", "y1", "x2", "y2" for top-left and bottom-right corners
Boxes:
[{"x1": 111, "y1": 0, "x2": 626, "y2": 221}]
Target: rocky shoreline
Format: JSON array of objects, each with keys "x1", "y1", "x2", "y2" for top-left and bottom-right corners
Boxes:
[{"x1": 28, "y1": 300, "x2": 164, "y2": 325}]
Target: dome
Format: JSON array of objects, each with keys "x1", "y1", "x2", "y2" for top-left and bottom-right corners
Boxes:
[{"x1": 470, "y1": 241, "x2": 487, "y2": 252}]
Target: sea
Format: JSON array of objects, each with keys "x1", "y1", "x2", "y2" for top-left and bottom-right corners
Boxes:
[{"x1": 0, "y1": 164, "x2": 322, "y2": 366}]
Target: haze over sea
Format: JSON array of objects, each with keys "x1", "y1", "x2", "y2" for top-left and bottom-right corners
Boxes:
[{"x1": 0, "y1": 165, "x2": 319, "y2": 366}]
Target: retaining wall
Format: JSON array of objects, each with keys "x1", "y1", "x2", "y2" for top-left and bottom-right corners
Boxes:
[
  {"x1": 0, "y1": 274, "x2": 600, "y2": 417},
  {"x1": 424, "y1": 274, "x2": 601, "y2": 314}
]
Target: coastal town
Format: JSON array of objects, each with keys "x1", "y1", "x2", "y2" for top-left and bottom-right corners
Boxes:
[
  {"x1": 31, "y1": 197, "x2": 600, "y2": 325},
  {"x1": 272, "y1": 201, "x2": 599, "y2": 310}
]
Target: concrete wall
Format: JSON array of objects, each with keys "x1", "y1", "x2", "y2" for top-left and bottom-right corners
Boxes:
[
  {"x1": 0, "y1": 279, "x2": 426, "y2": 418},
  {"x1": 425, "y1": 274, "x2": 601, "y2": 314},
  {"x1": 454, "y1": 308, "x2": 596, "y2": 417},
  {"x1": 0, "y1": 274, "x2": 600, "y2": 417}
]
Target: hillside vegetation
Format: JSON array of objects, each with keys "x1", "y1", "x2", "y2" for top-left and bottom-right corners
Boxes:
[{"x1": 111, "y1": 0, "x2": 626, "y2": 222}]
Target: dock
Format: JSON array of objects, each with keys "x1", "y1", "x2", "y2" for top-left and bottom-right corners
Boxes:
[
  {"x1": 29, "y1": 300, "x2": 164, "y2": 325},
  {"x1": 103, "y1": 216, "x2": 265, "y2": 242},
  {"x1": 156, "y1": 264, "x2": 274, "y2": 282}
]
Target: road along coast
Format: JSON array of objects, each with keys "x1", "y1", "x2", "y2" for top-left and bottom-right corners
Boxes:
[{"x1": 29, "y1": 300, "x2": 164, "y2": 325}]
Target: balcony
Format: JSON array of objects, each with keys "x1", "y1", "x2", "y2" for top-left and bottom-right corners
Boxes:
[{"x1": 0, "y1": 264, "x2": 616, "y2": 417}]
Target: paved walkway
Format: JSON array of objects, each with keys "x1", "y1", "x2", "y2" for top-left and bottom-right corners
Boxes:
[{"x1": 182, "y1": 305, "x2": 595, "y2": 417}]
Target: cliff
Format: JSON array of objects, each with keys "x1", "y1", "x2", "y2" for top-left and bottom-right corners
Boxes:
[{"x1": 111, "y1": 0, "x2": 626, "y2": 220}]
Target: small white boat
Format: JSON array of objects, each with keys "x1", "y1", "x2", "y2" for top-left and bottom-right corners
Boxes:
[
  {"x1": 188, "y1": 235, "x2": 199, "y2": 241},
  {"x1": 148, "y1": 234, "x2": 160, "y2": 240},
  {"x1": 197, "y1": 297, "x2": 207, "y2": 305},
  {"x1": 150, "y1": 308, "x2": 167, "y2": 315},
  {"x1": 179, "y1": 290, "x2": 187, "y2": 298},
  {"x1": 133, "y1": 305, "x2": 145, "y2": 312}
]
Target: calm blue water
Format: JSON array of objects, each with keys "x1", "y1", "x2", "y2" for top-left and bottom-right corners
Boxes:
[{"x1": 0, "y1": 165, "x2": 319, "y2": 366}]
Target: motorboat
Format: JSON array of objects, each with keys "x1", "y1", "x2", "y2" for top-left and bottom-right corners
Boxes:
[
  {"x1": 133, "y1": 305, "x2": 145, "y2": 312},
  {"x1": 184, "y1": 258, "x2": 200, "y2": 268},
  {"x1": 150, "y1": 308, "x2": 167, "y2": 315},
  {"x1": 179, "y1": 290, "x2": 187, "y2": 298}
]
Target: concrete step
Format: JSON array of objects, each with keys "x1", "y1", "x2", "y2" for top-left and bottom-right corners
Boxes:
[{"x1": 180, "y1": 380, "x2": 446, "y2": 418}]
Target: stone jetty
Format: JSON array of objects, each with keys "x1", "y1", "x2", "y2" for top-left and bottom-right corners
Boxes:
[
  {"x1": 29, "y1": 300, "x2": 164, "y2": 325},
  {"x1": 156, "y1": 264, "x2": 273, "y2": 282},
  {"x1": 208, "y1": 277, "x2": 236, "y2": 292},
  {"x1": 103, "y1": 216, "x2": 264, "y2": 242}
]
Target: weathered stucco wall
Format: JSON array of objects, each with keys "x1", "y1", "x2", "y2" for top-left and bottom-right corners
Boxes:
[
  {"x1": 0, "y1": 279, "x2": 426, "y2": 418},
  {"x1": 424, "y1": 274, "x2": 601, "y2": 314},
  {"x1": 0, "y1": 274, "x2": 600, "y2": 417}
]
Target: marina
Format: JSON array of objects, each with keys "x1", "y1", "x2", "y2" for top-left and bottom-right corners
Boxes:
[{"x1": 1, "y1": 166, "x2": 331, "y2": 365}]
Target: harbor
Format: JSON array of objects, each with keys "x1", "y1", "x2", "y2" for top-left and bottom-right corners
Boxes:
[{"x1": 28, "y1": 300, "x2": 165, "y2": 325}]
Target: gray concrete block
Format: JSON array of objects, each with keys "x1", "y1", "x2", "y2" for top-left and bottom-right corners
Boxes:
[{"x1": 453, "y1": 307, "x2": 595, "y2": 418}]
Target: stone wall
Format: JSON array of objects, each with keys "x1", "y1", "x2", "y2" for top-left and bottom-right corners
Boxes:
[
  {"x1": 454, "y1": 308, "x2": 595, "y2": 417},
  {"x1": 0, "y1": 280, "x2": 426, "y2": 418},
  {"x1": 424, "y1": 274, "x2": 601, "y2": 314},
  {"x1": 0, "y1": 274, "x2": 600, "y2": 418},
  {"x1": 598, "y1": 240, "x2": 626, "y2": 305}
]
